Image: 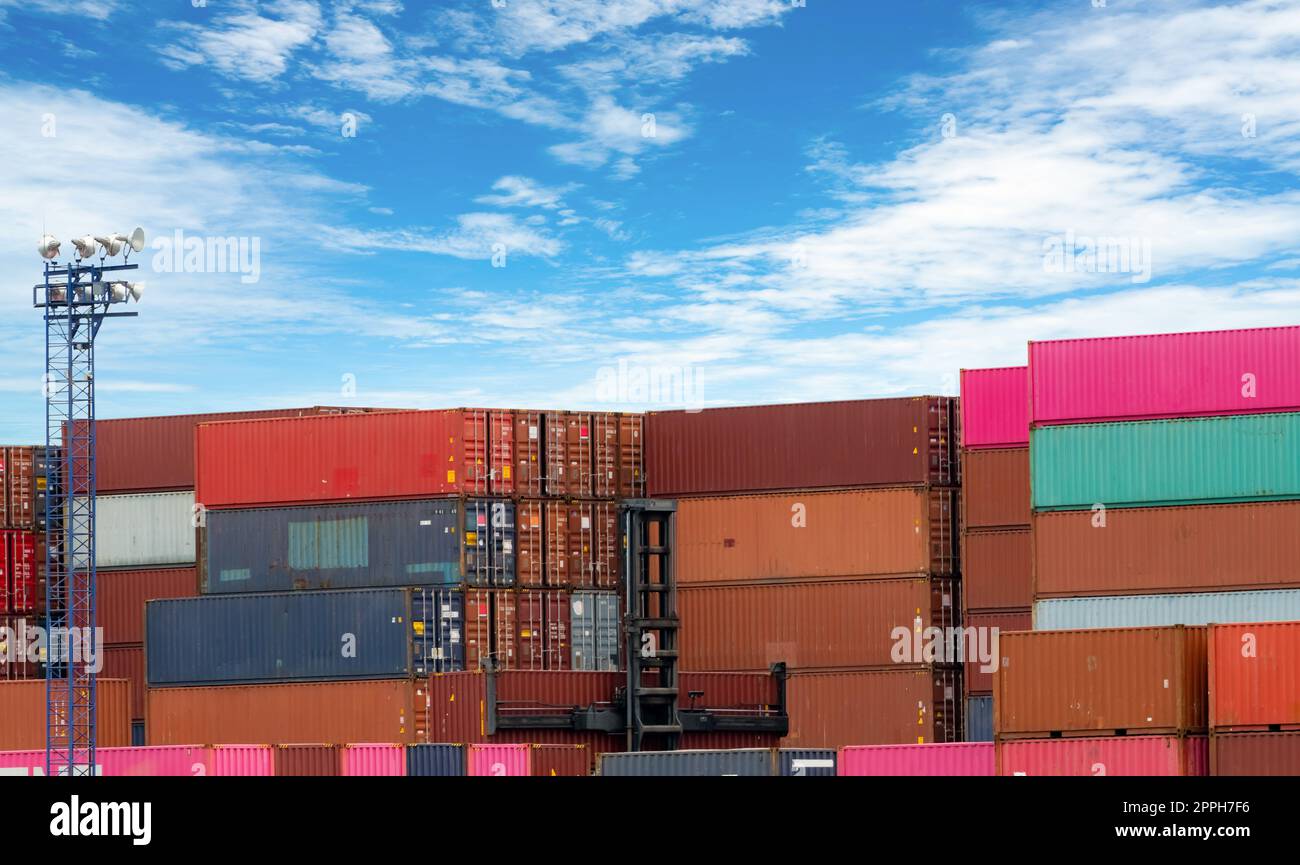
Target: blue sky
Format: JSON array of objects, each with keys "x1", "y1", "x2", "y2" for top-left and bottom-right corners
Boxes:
[{"x1": 1, "y1": 0, "x2": 1298, "y2": 441}]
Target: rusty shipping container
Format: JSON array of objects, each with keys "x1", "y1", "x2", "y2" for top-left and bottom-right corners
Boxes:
[
  {"x1": 782, "y1": 667, "x2": 961, "y2": 750},
  {"x1": 678, "y1": 577, "x2": 957, "y2": 671},
  {"x1": 102, "y1": 644, "x2": 146, "y2": 721},
  {"x1": 99, "y1": 567, "x2": 196, "y2": 644},
  {"x1": 0, "y1": 679, "x2": 132, "y2": 750},
  {"x1": 1209, "y1": 621, "x2": 1300, "y2": 730},
  {"x1": 1211, "y1": 732, "x2": 1300, "y2": 776},
  {"x1": 995, "y1": 626, "x2": 1208, "y2": 738},
  {"x1": 516, "y1": 500, "x2": 618, "y2": 589},
  {"x1": 275, "y1": 745, "x2": 342, "y2": 776},
  {"x1": 646, "y1": 397, "x2": 958, "y2": 496},
  {"x1": 463, "y1": 589, "x2": 514, "y2": 672},
  {"x1": 147, "y1": 679, "x2": 423, "y2": 745},
  {"x1": 545, "y1": 412, "x2": 592, "y2": 496},
  {"x1": 677, "y1": 487, "x2": 957, "y2": 583},
  {"x1": 0, "y1": 446, "x2": 36, "y2": 529},
  {"x1": 530, "y1": 744, "x2": 591, "y2": 777},
  {"x1": 593, "y1": 412, "x2": 645, "y2": 498},
  {"x1": 1034, "y1": 501, "x2": 1300, "y2": 597},
  {"x1": 515, "y1": 589, "x2": 570, "y2": 671},
  {"x1": 961, "y1": 447, "x2": 1030, "y2": 529},
  {"x1": 511, "y1": 411, "x2": 545, "y2": 497},
  {"x1": 962, "y1": 529, "x2": 1032, "y2": 610},
  {"x1": 962, "y1": 609, "x2": 1031, "y2": 695}
]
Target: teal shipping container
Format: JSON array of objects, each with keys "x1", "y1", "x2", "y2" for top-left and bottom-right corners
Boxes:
[{"x1": 1031, "y1": 412, "x2": 1300, "y2": 511}]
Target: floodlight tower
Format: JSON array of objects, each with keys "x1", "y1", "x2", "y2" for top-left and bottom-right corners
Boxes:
[{"x1": 34, "y1": 228, "x2": 144, "y2": 776}]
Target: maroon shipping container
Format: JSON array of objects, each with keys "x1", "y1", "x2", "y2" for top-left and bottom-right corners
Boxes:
[
  {"x1": 962, "y1": 609, "x2": 1031, "y2": 695},
  {"x1": 274, "y1": 744, "x2": 342, "y2": 776},
  {"x1": 962, "y1": 529, "x2": 1032, "y2": 610},
  {"x1": 99, "y1": 567, "x2": 196, "y2": 644},
  {"x1": 102, "y1": 644, "x2": 145, "y2": 721},
  {"x1": 0, "y1": 446, "x2": 36, "y2": 529},
  {"x1": 1211, "y1": 732, "x2": 1300, "y2": 776},
  {"x1": 1, "y1": 530, "x2": 43, "y2": 615},
  {"x1": 962, "y1": 448, "x2": 1030, "y2": 529},
  {"x1": 646, "y1": 397, "x2": 958, "y2": 496},
  {"x1": 783, "y1": 667, "x2": 962, "y2": 749},
  {"x1": 545, "y1": 412, "x2": 593, "y2": 496},
  {"x1": 530, "y1": 744, "x2": 590, "y2": 776},
  {"x1": 464, "y1": 589, "x2": 517, "y2": 672},
  {"x1": 593, "y1": 412, "x2": 645, "y2": 498},
  {"x1": 516, "y1": 589, "x2": 570, "y2": 671}
]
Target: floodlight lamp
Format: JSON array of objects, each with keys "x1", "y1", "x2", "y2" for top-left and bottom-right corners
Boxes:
[
  {"x1": 95, "y1": 236, "x2": 124, "y2": 257},
  {"x1": 38, "y1": 235, "x2": 60, "y2": 260},
  {"x1": 71, "y1": 236, "x2": 97, "y2": 259}
]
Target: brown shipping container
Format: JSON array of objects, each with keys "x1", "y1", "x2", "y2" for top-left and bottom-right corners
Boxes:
[
  {"x1": 102, "y1": 644, "x2": 145, "y2": 721},
  {"x1": 995, "y1": 626, "x2": 1208, "y2": 738},
  {"x1": 962, "y1": 447, "x2": 1030, "y2": 529},
  {"x1": 782, "y1": 667, "x2": 961, "y2": 749},
  {"x1": 591, "y1": 501, "x2": 620, "y2": 589},
  {"x1": 646, "y1": 397, "x2": 958, "y2": 496},
  {"x1": 515, "y1": 500, "x2": 544, "y2": 587},
  {"x1": 593, "y1": 412, "x2": 645, "y2": 498},
  {"x1": 678, "y1": 488, "x2": 957, "y2": 583},
  {"x1": 1211, "y1": 732, "x2": 1300, "y2": 776},
  {"x1": 1034, "y1": 501, "x2": 1300, "y2": 597},
  {"x1": 546, "y1": 500, "x2": 593, "y2": 588},
  {"x1": 0, "y1": 679, "x2": 132, "y2": 750},
  {"x1": 962, "y1": 609, "x2": 1031, "y2": 695},
  {"x1": 99, "y1": 567, "x2": 197, "y2": 644},
  {"x1": 275, "y1": 744, "x2": 342, "y2": 776},
  {"x1": 1, "y1": 446, "x2": 36, "y2": 529},
  {"x1": 464, "y1": 589, "x2": 516, "y2": 671},
  {"x1": 146, "y1": 679, "x2": 421, "y2": 745},
  {"x1": 678, "y1": 578, "x2": 957, "y2": 671},
  {"x1": 516, "y1": 589, "x2": 570, "y2": 671},
  {"x1": 530, "y1": 744, "x2": 590, "y2": 777},
  {"x1": 512, "y1": 411, "x2": 545, "y2": 497},
  {"x1": 545, "y1": 412, "x2": 593, "y2": 496},
  {"x1": 962, "y1": 529, "x2": 1032, "y2": 610}
]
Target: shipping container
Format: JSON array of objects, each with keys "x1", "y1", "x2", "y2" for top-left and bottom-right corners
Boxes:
[
  {"x1": 342, "y1": 743, "x2": 406, "y2": 776},
  {"x1": 529, "y1": 743, "x2": 590, "y2": 776},
  {"x1": 593, "y1": 412, "x2": 645, "y2": 497},
  {"x1": 461, "y1": 408, "x2": 518, "y2": 496},
  {"x1": 783, "y1": 667, "x2": 961, "y2": 749},
  {"x1": 147, "y1": 679, "x2": 421, "y2": 745},
  {"x1": 600, "y1": 749, "x2": 775, "y2": 777},
  {"x1": 469, "y1": 743, "x2": 531, "y2": 776},
  {"x1": 0, "y1": 446, "x2": 37, "y2": 529},
  {"x1": 962, "y1": 447, "x2": 1030, "y2": 529},
  {"x1": 99, "y1": 567, "x2": 196, "y2": 643},
  {"x1": 30, "y1": 446, "x2": 56, "y2": 532},
  {"x1": 1209, "y1": 621, "x2": 1300, "y2": 730},
  {"x1": 276, "y1": 744, "x2": 342, "y2": 776},
  {"x1": 0, "y1": 529, "x2": 42, "y2": 615},
  {"x1": 839, "y1": 742, "x2": 994, "y2": 776},
  {"x1": 960, "y1": 367, "x2": 1029, "y2": 449},
  {"x1": 962, "y1": 529, "x2": 1032, "y2": 611},
  {"x1": 646, "y1": 397, "x2": 958, "y2": 496},
  {"x1": 0, "y1": 746, "x2": 212, "y2": 777},
  {"x1": 406, "y1": 743, "x2": 466, "y2": 777},
  {"x1": 464, "y1": 588, "x2": 517, "y2": 671},
  {"x1": 777, "y1": 749, "x2": 836, "y2": 776},
  {"x1": 0, "y1": 679, "x2": 132, "y2": 750},
  {"x1": 677, "y1": 488, "x2": 957, "y2": 583},
  {"x1": 211, "y1": 745, "x2": 274, "y2": 777},
  {"x1": 91, "y1": 491, "x2": 196, "y2": 568},
  {"x1": 545, "y1": 412, "x2": 592, "y2": 496},
  {"x1": 131, "y1": 721, "x2": 144, "y2": 747},
  {"x1": 1031, "y1": 412, "x2": 1300, "y2": 511},
  {"x1": 147, "y1": 587, "x2": 464, "y2": 685},
  {"x1": 963, "y1": 609, "x2": 1031, "y2": 695},
  {"x1": 570, "y1": 591, "x2": 620, "y2": 671},
  {"x1": 512, "y1": 411, "x2": 545, "y2": 497},
  {"x1": 102, "y1": 644, "x2": 145, "y2": 721},
  {"x1": 516, "y1": 589, "x2": 570, "y2": 671},
  {"x1": 966, "y1": 695, "x2": 993, "y2": 742},
  {"x1": 678, "y1": 578, "x2": 957, "y2": 671},
  {"x1": 1210, "y1": 732, "x2": 1300, "y2": 776},
  {"x1": 0, "y1": 614, "x2": 40, "y2": 680},
  {"x1": 518, "y1": 500, "x2": 593, "y2": 588},
  {"x1": 1033, "y1": 501, "x2": 1300, "y2": 597},
  {"x1": 1036, "y1": 590, "x2": 1300, "y2": 630},
  {"x1": 996, "y1": 626, "x2": 1208, "y2": 738},
  {"x1": 1029, "y1": 326, "x2": 1300, "y2": 426},
  {"x1": 998, "y1": 736, "x2": 1208, "y2": 776}
]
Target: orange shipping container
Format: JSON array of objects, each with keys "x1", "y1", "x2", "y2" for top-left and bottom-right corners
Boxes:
[
  {"x1": 995, "y1": 626, "x2": 1208, "y2": 738},
  {"x1": 961, "y1": 447, "x2": 1030, "y2": 529},
  {"x1": 0, "y1": 679, "x2": 132, "y2": 750},
  {"x1": 146, "y1": 679, "x2": 421, "y2": 745},
  {"x1": 677, "y1": 487, "x2": 957, "y2": 584},
  {"x1": 102, "y1": 644, "x2": 145, "y2": 721},
  {"x1": 962, "y1": 609, "x2": 1031, "y2": 695},
  {"x1": 678, "y1": 578, "x2": 957, "y2": 671},
  {"x1": 1209, "y1": 621, "x2": 1300, "y2": 731},
  {"x1": 962, "y1": 529, "x2": 1032, "y2": 610},
  {"x1": 782, "y1": 667, "x2": 961, "y2": 749}
]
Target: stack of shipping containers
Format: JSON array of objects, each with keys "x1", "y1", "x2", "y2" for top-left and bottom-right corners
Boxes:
[
  {"x1": 957, "y1": 368, "x2": 1031, "y2": 742},
  {"x1": 0, "y1": 445, "x2": 46, "y2": 683},
  {"x1": 1208, "y1": 621, "x2": 1300, "y2": 775},
  {"x1": 651, "y1": 398, "x2": 962, "y2": 749}
]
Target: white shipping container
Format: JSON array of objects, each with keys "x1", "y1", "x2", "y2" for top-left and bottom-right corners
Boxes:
[
  {"x1": 1034, "y1": 589, "x2": 1300, "y2": 630},
  {"x1": 86, "y1": 491, "x2": 196, "y2": 568}
]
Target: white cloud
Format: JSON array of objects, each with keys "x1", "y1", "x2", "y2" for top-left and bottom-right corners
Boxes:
[
  {"x1": 476, "y1": 176, "x2": 577, "y2": 210},
  {"x1": 158, "y1": 0, "x2": 323, "y2": 83},
  {"x1": 322, "y1": 213, "x2": 563, "y2": 260}
]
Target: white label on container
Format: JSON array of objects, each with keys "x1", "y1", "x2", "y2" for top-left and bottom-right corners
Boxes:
[
  {"x1": 450, "y1": 629, "x2": 461, "y2": 641},
  {"x1": 503, "y1": 539, "x2": 513, "y2": 553},
  {"x1": 529, "y1": 425, "x2": 538, "y2": 440},
  {"x1": 581, "y1": 516, "x2": 591, "y2": 529},
  {"x1": 790, "y1": 759, "x2": 834, "y2": 775},
  {"x1": 420, "y1": 519, "x2": 432, "y2": 526},
  {"x1": 942, "y1": 594, "x2": 951, "y2": 606},
  {"x1": 573, "y1": 601, "x2": 585, "y2": 616},
  {"x1": 1163, "y1": 679, "x2": 1169, "y2": 688}
]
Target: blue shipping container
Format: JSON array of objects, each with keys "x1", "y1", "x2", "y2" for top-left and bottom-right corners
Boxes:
[
  {"x1": 1034, "y1": 589, "x2": 1300, "y2": 630},
  {"x1": 463, "y1": 499, "x2": 516, "y2": 587},
  {"x1": 778, "y1": 749, "x2": 836, "y2": 776},
  {"x1": 570, "y1": 591, "x2": 620, "y2": 671},
  {"x1": 406, "y1": 744, "x2": 466, "y2": 777},
  {"x1": 146, "y1": 588, "x2": 464, "y2": 686},
  {"x1": 966, "y1": 695, "x2": 993, "y2": 742}
]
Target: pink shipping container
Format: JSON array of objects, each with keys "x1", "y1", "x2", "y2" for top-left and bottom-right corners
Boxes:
[
  {"x1": 838, "y1": 742, "x2": 994, "y2": 776},
  {"x1": 960, "y1": 367, "x2": 1028, "y2": 448},
  {"x1": 998, "y1": 736, "x2": 1208, "y2": 776},
  {"x1": 468, "y1": 743, "x2": 530, "y2": 776},
  {"x1": 0, "y1": 746, "x2": 212, "y2": 776},
  {"x1": 1029, "y1": 325, "x2": 1300, "y2": 425},
  {"x1": 211, "y1": 745, "x2": 274, "y2": 776},
  {"x1": 342, "y1": 743, "x2": 406, "y2": 776}
]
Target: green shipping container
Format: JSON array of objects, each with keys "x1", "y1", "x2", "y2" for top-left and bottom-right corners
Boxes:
[{"x1": 1031, "y1": 412, "x2": 1300, "y2": 511}]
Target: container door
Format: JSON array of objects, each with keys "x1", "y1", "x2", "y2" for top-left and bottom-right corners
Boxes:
[
  {"x1": 515, "y1": 500, "x2": 544, "y2": 587},
  {"x1": 513, "y1": 412, "x2": 544, "y2": 497}
]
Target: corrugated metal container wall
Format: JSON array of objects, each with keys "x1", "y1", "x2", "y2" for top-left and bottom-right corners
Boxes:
[
  {"x1": 0, "y1": 750, "x2": 49, "y2": 776},
  {"x1": 100, "y1": 746, "x2": 211, "y2": 777},
  {"x1": 996, "y1": 626, "x2": 1208, "y2": 737},
  {"x1": 1209, "y1": 621, "x2": 1300, "y2": 730},
  {"x1": 1035, "y1": 590, "x2": 1300, "y2": 630},
  {"x1": 0, "y1": 679, "x2": 132, "y2": 750},
  {"x1": 1211, "y1": 732, "x2": 1300, "y2": 776},
  {"x1": 1033, "y1": 502, "x2": 1300, "y2": 597},
  {"x1": 677, "y1": 488, "x2": 956, "y2": 582},
  {"x1": 960, "y1": 367, "x2": 1028, "y2": 449},
  {"x1": 783, "y1": 668, "x2": 961, "y2": 749},
  {"x1": 93, "y1": 492, "x2": 195, "y2": 568},
  {"x1": 593, "y1": 413, "x2": 645, "y2": 498},
  {"x1": 530, "y1": 744, "x2": 590, "y2": 776},
  {"x1": 646, "y1": 397, "x2": 958, "y2": 496},
  {"x1": 0, "y1": 446, "x2": 37, "y2": 529},
  {"x1": 962, "y1": 529, "x2": 1032, "y2": 610},
  {"x1": 203, "y1": 498, "x2": 465, "y2": 592},
  {"x1": 966, "y1": 695, "x2": 993, "y2": 742},
  {"x1": 678, "y1": 578, "x2": 957, "y2": 670},
  {"x1": 600, "y1": 749, "x2": 775, "y2": 777},
  {"x1": 962, "y1": 448, "x2": 1030, "y2": 528},
  {"x1": 998, "y1": 736, "x2": 1208, "y2": 776},
  {"x1": 99, "y1": 567, "x2": 196, "y2": 643},
  {"x1": 1, "y1": 530, "x2": 43, "y2": 615},
  {"x1": 210, "y1": 745, "x2": 274, "y2": 777},
  {"x1": 839, "y1": 743, "x2": 994, "y2": 776},
  {"x1": 963, "y1": 610, "x2": 1031, "y2": 694},
  {"x1": 515, "y1": 589, "x2": 570, "y2": 671},
  {"x1": 196, "y1": 410, "x2": 467, "y2": 508},
  {"x1": 469, "y1": 744, "x2": 530, "y2": 776},
  {"x1": 1028, "y1": 326, "x2": 1300, "y2": 426},
  {"x1": 102, "y1": 644, "x2": 145, "y2": 721},
  {"x1": 342, "y1": 744, "x2": 406, "y2": 776},
  {"x1": 146, "y1": 588, "x2": 463, "y2": 685},
  {"x1": 0, "y1": 614, "x2": 41, "y2": 680},
  {"x1": 147, "y1": 679, "x2": 419, "y2": 745},
  {"x1": 544, "y1": 412, "x2": 592, "y2": 496},
  {"x1": 570, "y1": 590, "x2": 620, "y2": 671},
  {"x1": 275, "y1": 744, "x2": 342, "y2": 776},
  {"x1": 406, "y1": 743, "x2": 466, "y2": 776},
  {"x1": 1030, "y1": 413, "x2": 1300, "y2": 511},
  {"x1": 777, "y1": 749, "x2": 836, "y2": 776}
]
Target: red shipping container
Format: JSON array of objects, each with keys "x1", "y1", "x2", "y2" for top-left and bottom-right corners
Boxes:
[
  {"x1": 101, "y1": 644, "x2": 145, "y2": 721},
  {"x1": 593, "y1": 413, "x2": 645, "y2": 498},
  {"x1": 274, "y1": 744, "x2": 342, "y2": 776},
  {"x1": 0, "y1": 530, "x2": 41, "y2": 616},
  {"x1": 783, "y1": 667, "x2": 961, "y2": 749},
  {"x1": 512, "y1": 411, "x2": 545, "y2": 497},
  {"x1": 529, "y1": 743, "x2": 590, "y2": 776},
  {"x1": 962, "y1": 609, "x2": 1031, "y2": 695},
  {"x1": 516, "y1": 589, "x2": 570, "y2": 671},
  {"x1": 961, "y1": 447, "x2": 1031, "y2": 529},
  {"x1": 1209, "y1": 621, "x2": 1300, "y2": 730},
  {"x1": 998, "y1": 736, "x2": 1208, "y2": 776},
  {"x1": 545, "y1": 412, "x2": 592, "y2": 496},
  {"x1": 1211, "y1": 732, "x2": 1300, "y2": 776},
  {"x1": 463, "y1": 409, "x2": 517, "y2": 496},
  {"x1": 962, "y1": 529, "x2": 1032, "y2": 610},
  {"x1": 99, "y1": 567, "x2": 196, "y2": 644},
  {"x1": 960, "y1": 367, "x2": 1029, "y2": 449},
  {"x1": 646, "y1": 397, "x2": 958, "y2": 496}
]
